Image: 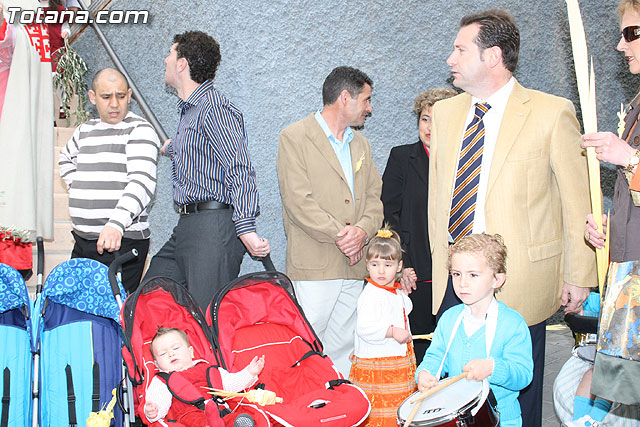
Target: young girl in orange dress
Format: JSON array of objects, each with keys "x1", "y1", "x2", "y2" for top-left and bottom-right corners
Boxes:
[{"x1": 349, "y1": 226, "x2": 416, "y2": 426}]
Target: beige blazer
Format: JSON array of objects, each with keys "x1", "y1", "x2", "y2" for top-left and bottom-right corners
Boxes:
[
  {"x1": 428, "y1": 81, "x2": 597, "y2": 325},
  {"x1": 277, "y1": 114, "x2": 383, "y2": 281}
]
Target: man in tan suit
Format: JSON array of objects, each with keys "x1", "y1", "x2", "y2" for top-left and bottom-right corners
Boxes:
[
  {"x1": 277, "y1": 66, "x2": 383, "y2": 376},
  {"x1": 428, "y1": 10, "x2": 596, "y2": 427}
]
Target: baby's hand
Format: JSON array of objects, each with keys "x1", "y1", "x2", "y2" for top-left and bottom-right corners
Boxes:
[
  {"x1": 247, "y1": 355, "x2": 265, "y2": 377},
  {"x1": 144, "y1": 402, "x2": 158, "y2": 420},
  {"x1": 390, "y1": 326, "x2": 412, "y2": 344},
  {"x1": 417, "y1": 370, "x2": 438, "y2": 392},
  {"x1": 462, "y1": 359, "x2": 494, "y2": 381}
]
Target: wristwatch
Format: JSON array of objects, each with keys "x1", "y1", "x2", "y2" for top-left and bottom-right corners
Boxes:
[{"x1": 625, "y1": 149, "x2": 640, "y2": 173}]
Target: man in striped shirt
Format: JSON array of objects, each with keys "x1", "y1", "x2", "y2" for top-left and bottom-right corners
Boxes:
[
  {"x1": 59, "y1": 68, "x2": 160, "y2": 293},
  {"x1": 143, "y1": 31, "x2": 270, "y2": 309}
]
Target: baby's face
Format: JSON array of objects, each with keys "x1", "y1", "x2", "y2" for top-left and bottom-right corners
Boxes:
[{"x1": 151, "y1": 331, "x2": 194, "y2": 372}]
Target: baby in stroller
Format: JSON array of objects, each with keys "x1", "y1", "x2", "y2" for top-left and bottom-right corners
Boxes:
[
  {"x1": 144, "y1": 326, "x2": 265, "y2": 425},
  {"x1": 121, "y1": 277, "x2": 272, "y2": 427}
]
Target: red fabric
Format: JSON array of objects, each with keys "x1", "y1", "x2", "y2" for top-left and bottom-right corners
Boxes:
[
  {"x1": 0, "y1": 21, "x2": 6, "y2": 40},
  {"x1": 265, "y1": 385, "x2": 370, "y2": 426},
  {"x1": 365, "y1": 278, "x2": 401, "y2": 294},
  {"x1": 162, "y1": 362, "x2": 223, "y2": 427},
  {"x1": 44, "y1": 5, "x2": 67, "y2": 71},
  {"x1": 210, "y1": 279, "x2": 371, "y2": 426},
  {"x1": 121, "y1": 286, "x2": 269, "y2": 426},
  {"x1": 212, "y1": 282, "x2": 319, "y2": 370},
  {"x1": 120, "y1": 288, "x2": 217, "y2": 421},
  {"x1": 232, "y1": 323, "x2": 338, "y2": 402},
  {"x1": 0, "y1": 232, "x2": 33, "y2": 270},
  {"x1": 231, "y1": 322, "x2": 370, "y2": 426}
]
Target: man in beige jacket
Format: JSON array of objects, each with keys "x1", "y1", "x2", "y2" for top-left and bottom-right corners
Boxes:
[
  {"x1": 428, "y1": 10, "x2": 596, "y2": 427},
  {"x1": 277, "y1": 66, "x2": 383, "y2": 376}
]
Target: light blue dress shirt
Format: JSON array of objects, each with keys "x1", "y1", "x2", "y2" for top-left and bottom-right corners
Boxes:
[{"x1": 314, "y1": 110, "x2": 355, "y2": 198}]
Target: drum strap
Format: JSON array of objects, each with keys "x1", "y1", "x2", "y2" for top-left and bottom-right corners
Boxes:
[{"x1": 435, "y1": 298, "x2": 499, "y2": 381}]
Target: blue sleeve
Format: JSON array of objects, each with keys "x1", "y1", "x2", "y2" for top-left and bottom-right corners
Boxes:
[
  {"x1": 490, "y1": 312, "x2": 533, "y2": 391},
  {"x1": 582, "y1": 292, "x2": 601, "y2": 317}
]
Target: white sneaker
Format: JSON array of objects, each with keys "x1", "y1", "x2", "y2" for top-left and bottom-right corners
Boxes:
[{"x1": 564, "y1": 415, "x2": 601, "y2": 427}]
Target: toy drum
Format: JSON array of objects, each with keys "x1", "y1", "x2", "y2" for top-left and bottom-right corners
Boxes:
[
  {"x1": 571, "y1": 344, "x2": 596, "y2": 363},
  {"x1": 397, "y1": 379, "x2": 499, "y2": 426}
]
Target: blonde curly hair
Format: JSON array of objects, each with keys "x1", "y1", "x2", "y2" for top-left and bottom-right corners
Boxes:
[
  {"x1": 448, "y1": 233, "x2": 507, "y2": 277},
  {"x1": 413, "y1": 88, "x2": 458, "y2": 125}
]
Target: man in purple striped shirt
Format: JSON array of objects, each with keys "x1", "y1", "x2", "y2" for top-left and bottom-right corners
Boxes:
[{"x1": 144, "y1": 31, "x2": 270, "y2": 309}]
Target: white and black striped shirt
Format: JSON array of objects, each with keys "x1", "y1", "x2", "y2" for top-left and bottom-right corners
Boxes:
[{"x1": 59, "y1": 112, "x2": 160, "y2": 240}]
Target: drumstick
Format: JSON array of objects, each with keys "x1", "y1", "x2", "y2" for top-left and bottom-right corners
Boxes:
[
  {"x1": 411, "y1": 333, "x2": 433, "y2": 340},
  {"x1": 403, "y1": 372, "x2": 468, "y2": 427}
]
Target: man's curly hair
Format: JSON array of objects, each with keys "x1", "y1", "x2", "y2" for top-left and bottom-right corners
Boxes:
[{"x1": 173, "y1": 31, "x2": 221, "y2": 84}]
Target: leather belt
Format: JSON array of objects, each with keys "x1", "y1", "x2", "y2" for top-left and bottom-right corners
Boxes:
[{"x1": 178, "y1": 200, "x2": 229, "y2": 215}]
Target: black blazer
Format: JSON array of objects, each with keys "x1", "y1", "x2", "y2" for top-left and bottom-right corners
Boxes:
[{"x1": 381, "y1": 141, "x2": 432, "y2": 281}]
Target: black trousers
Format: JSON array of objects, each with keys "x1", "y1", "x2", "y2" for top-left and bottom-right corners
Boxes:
[
  {"x1": 143, "y1": 208, "x2": 246, "y2": 311},
  {"x1": 518, "y1": 321, "x2": 545, "y2": 427},
  {"x1": 409, "y1": 280, "x2": 436, "y2": 363},
  {"x1": 436, "y1": 276, "x2": 544, "y2": 427},
  {"x1": 71, "y1": 231, "x2": 149, "y2": 294}
]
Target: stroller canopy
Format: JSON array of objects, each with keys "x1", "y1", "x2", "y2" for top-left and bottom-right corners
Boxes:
[
  {"x1": 0, "y1": 263, "x2": 31, "y2": 314},
  {"x1": 208, "y1": 271, "x2": 322, "y2": 370},
  {"x1": 38, "y1": 258, "x2": 124, "y2": 323}
]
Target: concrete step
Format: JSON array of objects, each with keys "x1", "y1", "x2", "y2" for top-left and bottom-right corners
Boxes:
[
  {"x1": 54, "y1": 173, "x2": 68, "y2": 195},
  {"x1": 44, "y1": 221, "x2": 75, "y2": 252},
  {"x1": 25, "y1": 249, "x2": 70, "y2": 293},
  {"x1": 53, "y1": 92, "x2": 81, "y2": 131},
  {"x1": 54, "y1": 127, "x2": 75, "y2": 149},
  {"x1": 54, "y1": 192, "x2": 71, "y2": 221}
]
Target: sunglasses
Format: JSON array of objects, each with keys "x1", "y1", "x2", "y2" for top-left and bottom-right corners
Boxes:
[{"x1": 622, "y1": 25, "x2": 640, "y2": 43}]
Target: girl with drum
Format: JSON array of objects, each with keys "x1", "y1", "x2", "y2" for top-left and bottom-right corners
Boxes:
[
  {"x1": 416, "y1": 234, "x2": 533, "y2": 427},
  {"x1": 349, "y1": 226, "x2": 417, "y2": 426},
  {"x1": 582, "y1": 0, "x2": 640, "y2": 422}
]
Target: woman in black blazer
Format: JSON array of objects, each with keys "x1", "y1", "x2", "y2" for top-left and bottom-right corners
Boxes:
[{"x1": 381, "y1": 88, "x2": 457, "y2": 361}]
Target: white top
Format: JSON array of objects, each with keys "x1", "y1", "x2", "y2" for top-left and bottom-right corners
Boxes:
[
  {"x1": 145, "y1": 360, "x2": 257, "y2": 423},
  {"x1": 354, "y1": 282, "x2": 413, "y2": 358},
  {"x1": 462, "y1": 297, "x2": 499, "y2": 348},
  {"x1": 450, "y1": 77, "x2": 515, "y2": 240}
]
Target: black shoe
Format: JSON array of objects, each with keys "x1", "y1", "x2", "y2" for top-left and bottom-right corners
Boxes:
[{"x1": 234, "y1": 414, "x2": 255, "y2": 427}]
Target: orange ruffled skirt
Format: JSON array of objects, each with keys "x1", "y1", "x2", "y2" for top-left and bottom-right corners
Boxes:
[{"x1": 349, "y1": 344, "x2": 417, "y2": 427}]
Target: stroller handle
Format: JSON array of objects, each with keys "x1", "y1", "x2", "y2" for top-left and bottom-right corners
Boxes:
[
  {"x1": 36, "y1": 237, "x2": 44, "y2": 275},
  {"x1": 261, "y1": 253, "x2": 276, "y2": 272},
  {"x1": 108, "y1": 249, "x2": 138, "y2": 298},
  {"x1": 36, "y1": 236, "x2": 45, "y2": 294}
]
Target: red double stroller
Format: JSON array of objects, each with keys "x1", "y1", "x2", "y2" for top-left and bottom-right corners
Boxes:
[
  {"x1": 120, "y1": 277, "x2": 268, "y2": 426},
  {"x1": 206, "y1": 271, "x2": 371, "y2": 426},
  {"x1": 120, "y1": 272, "x2": 370, "y2": 427}
]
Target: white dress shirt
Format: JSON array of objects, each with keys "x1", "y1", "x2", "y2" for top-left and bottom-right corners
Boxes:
[{"x1": 450, "y1": 77, "x2": 515, "y2": 238}]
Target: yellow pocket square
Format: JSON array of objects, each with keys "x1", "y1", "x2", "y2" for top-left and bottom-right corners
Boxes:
[{"x1": 355, "y1": 153, "x2": 365, "y2": 172}]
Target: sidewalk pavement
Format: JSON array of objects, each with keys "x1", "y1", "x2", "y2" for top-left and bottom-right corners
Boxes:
[{"x1": 543, "y1": 325, "x2": 575, "y2": 426}]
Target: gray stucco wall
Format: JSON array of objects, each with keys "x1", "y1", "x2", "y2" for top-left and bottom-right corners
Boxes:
[{"x1": 73, "y1": 1, "x2": 637, "y2": 275}]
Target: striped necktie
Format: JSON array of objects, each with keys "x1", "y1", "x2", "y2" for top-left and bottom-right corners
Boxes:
[{"x1": 448, "y1": 102, "x2": 491, "y2": 242}]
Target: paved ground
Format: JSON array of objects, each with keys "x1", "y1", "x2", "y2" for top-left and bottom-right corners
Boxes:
[{"x1": 543, "y1": 325, "x2": 575, "y2": 426}]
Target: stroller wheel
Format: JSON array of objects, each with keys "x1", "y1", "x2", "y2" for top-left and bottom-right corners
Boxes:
[{"x1": 234, "y1": 413, "x2": 255, "y2": 427}]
